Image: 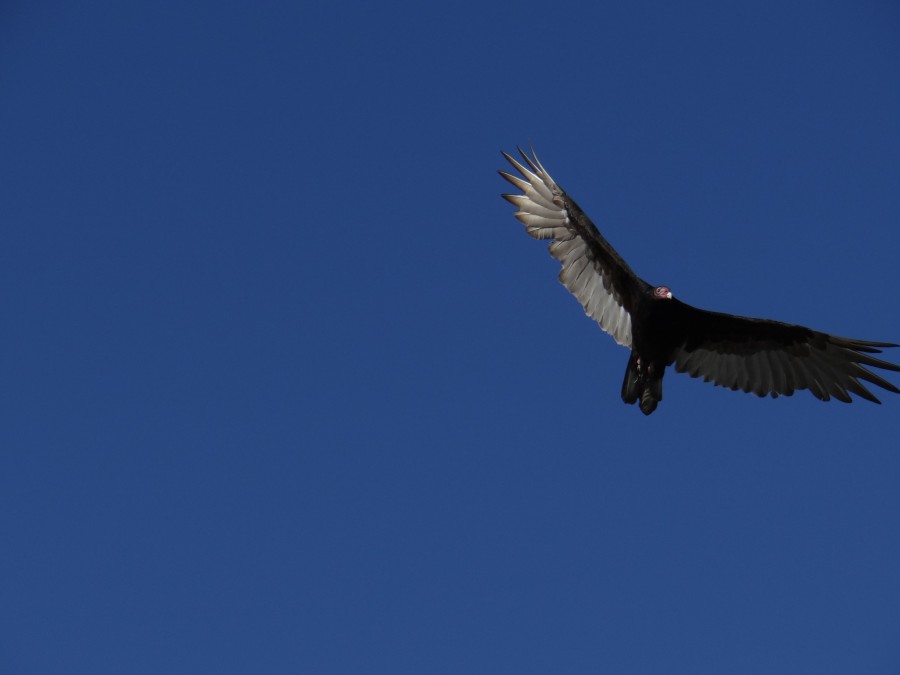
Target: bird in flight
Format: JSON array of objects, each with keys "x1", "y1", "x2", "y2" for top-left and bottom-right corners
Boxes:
[{"x1": 499, "y1": 147, "x2": 900, "y2": 415}]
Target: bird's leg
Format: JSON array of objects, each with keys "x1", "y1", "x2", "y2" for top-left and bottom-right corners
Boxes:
[{"x1": 621, "y1": 352, "x2": 643, "y2": 405}]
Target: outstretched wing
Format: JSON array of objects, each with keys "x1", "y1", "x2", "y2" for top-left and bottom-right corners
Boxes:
[
  {"x1": 499, "y1": 147, "x2": 648, "y2": 348},
  {"x1": 672, "y1": 303, "x2": 900, "y2": 402}
]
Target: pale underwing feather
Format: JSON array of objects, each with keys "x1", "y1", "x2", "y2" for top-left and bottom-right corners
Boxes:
[
  {"x1": 501, "y1": 148, "x2": 633, "y2": 348},
  {"x1": 674, "y1": 331, "x2": 900, "y2": 403}
]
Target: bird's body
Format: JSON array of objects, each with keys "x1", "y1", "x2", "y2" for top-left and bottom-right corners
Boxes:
[
  {"x1": 499, "y1": 147, "x2": 900, "y2": 415},
  {"x1": 623, "y1": 294, "x2": 681, "y2": 414}
]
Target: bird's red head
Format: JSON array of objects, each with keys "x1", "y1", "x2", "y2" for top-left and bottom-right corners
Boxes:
[{"x1": 654, "y1": 286, "x2": 673, "y2": 300}]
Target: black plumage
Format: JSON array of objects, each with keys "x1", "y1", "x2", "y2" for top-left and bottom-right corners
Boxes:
[{"x1": 499, "y1": 147, "x2": 900, "y2": 415}]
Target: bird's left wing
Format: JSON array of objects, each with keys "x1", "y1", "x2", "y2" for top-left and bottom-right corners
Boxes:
[
  {"x1": 499, "y1": 147, "x2": 646, "y2": 348},
  {"x1": 671, "y1": 303, "x2": 900, "y2": 402}
]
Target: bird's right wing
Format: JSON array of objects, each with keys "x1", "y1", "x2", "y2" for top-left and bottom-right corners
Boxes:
[{"x1": 499, "y1": 147, "x2": 646, "y2": 348}]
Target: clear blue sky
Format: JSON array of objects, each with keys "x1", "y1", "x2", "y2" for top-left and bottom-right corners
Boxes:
[{"x1": 2, "y1": 1, "x2": 900, "y2": 673}]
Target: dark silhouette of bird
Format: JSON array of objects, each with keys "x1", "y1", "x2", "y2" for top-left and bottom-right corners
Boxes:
[{"x1": 499, "y1": 147, "x2": 900, "y2": 415}]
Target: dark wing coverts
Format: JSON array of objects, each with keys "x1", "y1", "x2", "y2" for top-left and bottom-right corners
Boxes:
[{"x1": 499, "y1": 148, "x2": 644, "y2": 348}]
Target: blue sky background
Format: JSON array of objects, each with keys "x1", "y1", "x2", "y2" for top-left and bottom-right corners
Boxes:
[{"x1": 2, "y1": 1, "x2": 900, "y2": 673}]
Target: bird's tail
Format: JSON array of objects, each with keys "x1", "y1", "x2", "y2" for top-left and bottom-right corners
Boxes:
[
  {"x1": 639, "y1": 384, "x2": 661, "y2": 415},
  {"x1": 622, "y1": 354, "x2": 663, "y2": 415}
]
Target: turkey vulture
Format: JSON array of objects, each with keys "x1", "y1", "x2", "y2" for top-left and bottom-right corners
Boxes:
[{"x1": 499, "y1": 147, "x2": 900, "y2": 415}]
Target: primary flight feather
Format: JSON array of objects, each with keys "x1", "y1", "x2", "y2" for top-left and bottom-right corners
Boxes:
[{"x1": 499, "y1": 147, "x2": 900, "y2": 415}]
